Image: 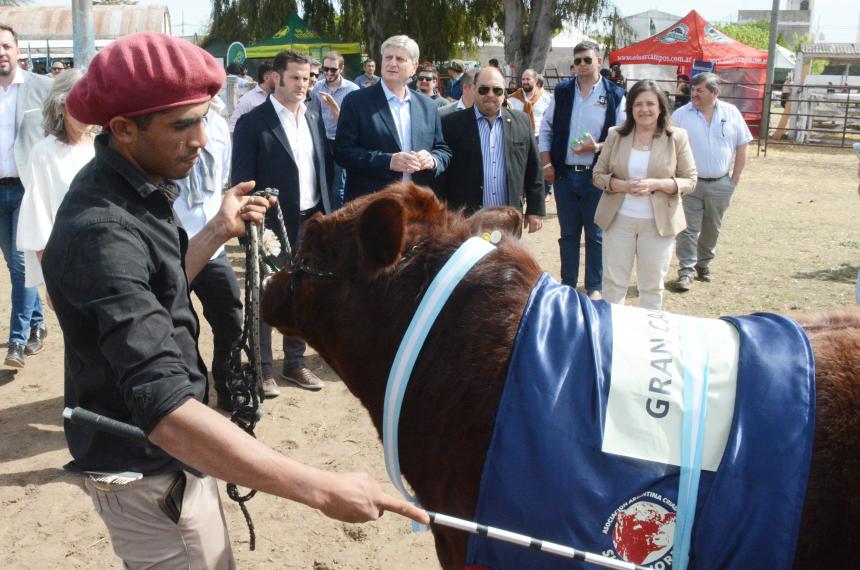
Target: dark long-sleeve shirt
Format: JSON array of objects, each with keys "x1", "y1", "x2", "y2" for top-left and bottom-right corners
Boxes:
[{"x1": 43, "y1": 134, "x2": 207, "y2": 475}]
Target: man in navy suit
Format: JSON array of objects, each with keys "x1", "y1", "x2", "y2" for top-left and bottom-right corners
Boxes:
[
  {"x1": 334, "y1": 34, "x2": 451, "y2": 202},
  {"x1": 232, "y1": 50, "x2": 332, "y2": 393}
]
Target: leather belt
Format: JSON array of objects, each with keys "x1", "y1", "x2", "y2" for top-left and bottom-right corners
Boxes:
[
  {"x1": 300, "y1": 203, "x2": 321, "y2": 220},
  {"x1": 699, "y1": 174, "x2": 728, "y2": 182},
  {"x1": 567, "y1": 164, "x2": 592, "y2": 172},
  {"x1": 0, "y1": 177, "x2": 21, "y2": 186}
]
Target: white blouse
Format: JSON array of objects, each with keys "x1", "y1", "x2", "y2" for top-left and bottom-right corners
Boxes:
[
  {"x1": 17, "y1": 135, "x2": 95, "y2": 287},
  {"x1": 618, "y1": 148, "x2": 655, "y2": 220}
]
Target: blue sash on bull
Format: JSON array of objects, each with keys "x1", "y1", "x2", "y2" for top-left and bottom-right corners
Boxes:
[{"x1": 467, "y1": 273, "x2": 815, "y2": 569}]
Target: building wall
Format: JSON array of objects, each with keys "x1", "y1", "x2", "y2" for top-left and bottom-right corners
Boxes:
[{"x1": 737, "y1": 9, "x2": 811, "y2": 43}]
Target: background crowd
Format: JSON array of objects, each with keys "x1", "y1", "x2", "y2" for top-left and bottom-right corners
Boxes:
[{"x1": 1, "y1": 28, "x2": 755, "y2": 378}]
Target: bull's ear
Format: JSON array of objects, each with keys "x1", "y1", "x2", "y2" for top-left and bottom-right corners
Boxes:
[
  {"x1": 468, "y1": 206, "x2": 523, "y2": 240},
  {"x1": 358, "y1": 196, "x2": 406, "y2": 270}
]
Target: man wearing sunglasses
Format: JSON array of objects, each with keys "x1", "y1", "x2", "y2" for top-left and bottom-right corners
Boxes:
[
  {"x1": 414, "y1": 64, "x2": 448, "y2": 110},
  {"x1": 313, "y1": 52, "x2": 358, "y2": 209},
  {"x1": 539, "y1": 41, "x2": 626, "y2": 300},
  {"x1": 50, "y1": 61, "x2": 65, "y2": 75},
  {"x1": 438, "y1": 67, "x2": 544, "y2": 232}
]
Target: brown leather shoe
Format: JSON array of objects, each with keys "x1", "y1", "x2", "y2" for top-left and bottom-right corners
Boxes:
[
  {"x1": 675, "y1": 274, "x2": 694, "y2": 292},
  {"x1": 281, "y1": 366, "x2": 323, "y2": 391},
  {"x1": 261, "y1": 376, "x2": 280, "y2": 398},
  {"x1": 695, "y1": 265, "x2": 712, "y2": 282}
]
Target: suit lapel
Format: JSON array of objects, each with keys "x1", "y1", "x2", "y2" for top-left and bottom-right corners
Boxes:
[
  {"x1": 15, "y1": 70, "x2": 29, "y2": 133},
  {"x1": 261, "y1": 98, "x2": 296, "y2": 163},
  {"x1": 410, "y1": 90, "x2": 423, "y2": 151},
  {"x1": 371, "y1": 83, "x2": 402, "y2": 150},
  {"x1": 502, "y1": 109, "x2": 515, "y2": 202},
  {"x1": 616, "y1": 132, "x2": 633, "y2": 181},
  {"x1": 465, "y1": 110, "x2": 484, "y2": 206},
  {"x1": 304, "y1": 109, "x2": 331, "y2": 214}
]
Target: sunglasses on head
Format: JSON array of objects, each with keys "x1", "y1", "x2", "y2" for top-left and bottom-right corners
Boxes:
[
  {"x1": 477, "y1": 86, "x2": 505, "y2": 96},
  {"x1": 417, "y1": 75, "x2": 435, "y2": 82},
  {"x1": 574, "y1": 57, "x2": 594, "y2": 66},
  {"x1": 310, "y1": 72, "x2": 320, "y2": 78},
  {"x1": 322, "y1": 66, "x2": 339, "y2": 73}
]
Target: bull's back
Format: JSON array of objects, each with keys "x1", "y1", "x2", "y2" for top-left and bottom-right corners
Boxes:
[{"x1": 794, "y1": 306, "x2": 860, "y2": 567}]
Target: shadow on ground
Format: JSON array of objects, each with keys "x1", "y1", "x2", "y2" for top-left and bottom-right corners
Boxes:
[
  {"x1": 793, "y1": 263, "x2": 858, "y2": 284},
  {"x1": 0, "y1": 396, "x2": 66, "y2": 465}
]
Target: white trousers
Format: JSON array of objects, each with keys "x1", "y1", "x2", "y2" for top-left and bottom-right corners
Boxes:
[{"x1": 601, "y1": 214, "x2": 675, "y2": 310}]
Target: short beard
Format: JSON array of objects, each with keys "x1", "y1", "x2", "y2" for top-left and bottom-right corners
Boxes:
[{"x1": 0, "y1": 65, "x2": 14, "y2": 77}]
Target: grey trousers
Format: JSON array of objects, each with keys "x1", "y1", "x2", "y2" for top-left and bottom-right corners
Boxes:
[
  {"x1": 675, "y1": 176, "x2": 736, "y2": 277},
  {"x1": 84, "y1": 471, "x2": 236, "y2": 569}
]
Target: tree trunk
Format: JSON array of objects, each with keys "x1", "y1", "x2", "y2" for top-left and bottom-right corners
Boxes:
[
  {"x1": 360, "y1": 0, "x2": 397, "y2": 63},
  {"x1": 502, "y1": 0, "x2": 523, "y2": 73},
  {"x1": 503, "y1": 0, "x2": 558, "y2": 80},
  {"x1": 524, "y1": 0, "x2": 557, "y2": 73}
]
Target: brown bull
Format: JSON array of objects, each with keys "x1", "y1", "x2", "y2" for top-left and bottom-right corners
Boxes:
[{"x1": 262, "y1": 183, "x2": 860, "y2": 569}]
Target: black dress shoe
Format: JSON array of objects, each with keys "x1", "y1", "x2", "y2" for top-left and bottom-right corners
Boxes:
[
  {"x1": 4, "y1": 343, "x2": 26, "y2": 368},
  {"x1": 24, "y1": 326, "x2": 47, "y2": 356}
]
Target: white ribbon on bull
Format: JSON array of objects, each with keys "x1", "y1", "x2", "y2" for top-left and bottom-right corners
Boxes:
[{"x1": 383, "y1": 236, "x2": 497, "y2": 530}]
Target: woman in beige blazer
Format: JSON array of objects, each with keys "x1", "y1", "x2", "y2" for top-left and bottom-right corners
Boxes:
[{"x1": 593, "y1": 80, "x2": 697, "y2": 310}]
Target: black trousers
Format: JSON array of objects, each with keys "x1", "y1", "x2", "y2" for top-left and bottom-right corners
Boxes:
[{"x1": 189, "y1": 254, "x2": 243, "y2": 394}]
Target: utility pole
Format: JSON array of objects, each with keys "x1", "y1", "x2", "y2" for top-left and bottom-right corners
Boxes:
[
  {"x1": 760, "y1": 0, "x2": 780, "y2": 144},
  {"x1": 72, "y1": 0, "x2": 96, "y2": 69}
]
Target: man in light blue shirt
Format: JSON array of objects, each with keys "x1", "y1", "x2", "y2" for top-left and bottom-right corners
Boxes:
[
  {"x1": 174, "y1": 100, "x2": 243, "y2": 412},
  {"x1": 671, "y1": 72, "x2": 752, "y2": 291},
  {"x1": 314, "y1": 51, "x2": 358, "y2": 209},
  {"x1": 539, "y1": 41, "x2": 626, "y2": 299},
  {"x1": 354, "y1": 58, "x2": 378, "y2": 88}
]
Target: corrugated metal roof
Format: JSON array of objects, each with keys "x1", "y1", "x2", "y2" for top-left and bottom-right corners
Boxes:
[
  {"x1": 0, "y1": 5, "x2": 171, "y2": 40},
  {"x1": 799, "y1": 43, "x2": 860, "y2": 57}
]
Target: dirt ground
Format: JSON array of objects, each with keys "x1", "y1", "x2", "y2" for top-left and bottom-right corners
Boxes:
[{"x1": 0, "y1": 145, "x2": 857, "y2": 569}]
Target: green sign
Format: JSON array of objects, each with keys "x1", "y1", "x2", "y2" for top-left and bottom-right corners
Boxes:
[{"x1": 226, "y1": 42, "x2": 246, "y2": 66}]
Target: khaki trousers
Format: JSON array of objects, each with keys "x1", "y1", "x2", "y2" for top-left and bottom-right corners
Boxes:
[
  {"x1": 84, "y1": 471, "x2": 236, "y2": 570},
  {"x1": 601, "y1": 214, "x2": 675, "y2": 310}
]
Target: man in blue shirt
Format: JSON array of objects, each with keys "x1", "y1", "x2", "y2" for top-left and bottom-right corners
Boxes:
[
  {"x1": 314, "y1": 51, "x2": 358, "y2": 209},
  {"x1": 539, "y1": 41, "x2": 626, "y2": 300}
]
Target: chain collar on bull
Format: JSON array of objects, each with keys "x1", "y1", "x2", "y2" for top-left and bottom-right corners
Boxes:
[{"x1": 223, "y1": 187, "x2": 291, "y2": 551}]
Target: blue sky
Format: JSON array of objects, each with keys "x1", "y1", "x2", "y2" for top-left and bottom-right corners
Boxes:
[{"x1": 33, "y1": 0, "x2": 860, "y2": 43}]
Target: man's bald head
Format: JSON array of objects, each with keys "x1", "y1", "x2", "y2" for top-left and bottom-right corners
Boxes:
[{"x1": 476, "y1": 65, "x2": 505, "y2": 86}]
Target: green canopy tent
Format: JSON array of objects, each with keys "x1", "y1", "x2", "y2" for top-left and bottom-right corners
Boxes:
[{"x1": 246, "y1": 13, "x2": 362, "y2": 67}]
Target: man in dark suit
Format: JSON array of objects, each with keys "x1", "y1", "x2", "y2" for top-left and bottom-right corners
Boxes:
[
  {"x1": 232, "y1": 50, "x2": 332, "y2": 393},
  {"x1": 334, "y1": 34, "x2": 451, "y2": 202},
  {"x1": 437, "y1": 66, "x2": 545, "y2": 233}
]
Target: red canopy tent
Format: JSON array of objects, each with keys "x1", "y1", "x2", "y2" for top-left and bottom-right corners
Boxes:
[{"x1": 609, "y1": 10, "x2": 767, "y2": 133}]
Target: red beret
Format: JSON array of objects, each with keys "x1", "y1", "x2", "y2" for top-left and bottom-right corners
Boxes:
[{"x1": 67, "y1": 32, "x2": 225, "y2": 127}]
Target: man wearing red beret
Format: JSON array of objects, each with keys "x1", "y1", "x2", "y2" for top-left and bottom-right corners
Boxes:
[{"x1": 44, "y1": 32, "x2": 426, "y2": 569}]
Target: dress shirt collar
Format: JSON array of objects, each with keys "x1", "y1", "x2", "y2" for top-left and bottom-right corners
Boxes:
[
  {"x1": 95, "y1": 133, "x2": 180, "y2": 202},
  {"x1": 270, "y1": 94, "x2": 307, "y2": 121},
  {"x1": 5, "y1": 69, "x2": 25, "y2": 88},
  {"x1": 381, "y1": 79, "x2": 411, "y2": 103},
  {"x1": 474, "y1": 104, "x2": 502, "y2": 124}
]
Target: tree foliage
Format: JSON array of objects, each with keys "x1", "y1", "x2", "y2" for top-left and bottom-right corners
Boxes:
[
  {"x1": 207, "y1": 0, "x2": 298, "y2": 46},
  {"x1": 205, "y1": 0, "x2": 612, "y2": 73},
  {"x1": 499, "y1": 0, "x2": 610, "y2": 73},
  {"x1": 714, "y1": 20, "x2": 789, "y2": 51}
]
